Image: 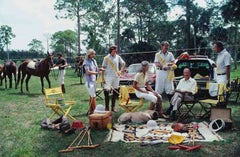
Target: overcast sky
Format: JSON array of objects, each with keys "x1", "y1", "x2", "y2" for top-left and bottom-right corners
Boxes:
[
  {"x1": 0, "y1": 0, "x2": 76, "y2": 51},
  {"x1": 0, "y1": 0, "x2": 208, "y2": 52}
]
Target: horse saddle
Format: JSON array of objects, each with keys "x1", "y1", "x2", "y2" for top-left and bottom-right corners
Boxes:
[{"x1": 27, "y1": 60, "x2": 40, "y2": 70}]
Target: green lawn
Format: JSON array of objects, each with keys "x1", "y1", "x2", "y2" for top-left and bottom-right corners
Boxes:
[{"x1": 0, "y1": 67, "x2": 240, "y2": 157}]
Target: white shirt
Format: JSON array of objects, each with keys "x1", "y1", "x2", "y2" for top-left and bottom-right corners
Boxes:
[
  {"x1": 176, "y1": 77, "x2": 197, "y2": 94},
  {"x1": 216, "y1": 49, "x2": 231, "y2": 74},
  {"x1": 154, "y1": 51, "x2": 175, "y2": 65},
  {"x1": 102, "y1": 54, "x2": 125, "y2": 77}
]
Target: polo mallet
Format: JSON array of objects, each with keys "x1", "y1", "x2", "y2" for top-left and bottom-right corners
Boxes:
[{"x1": 59, "y1": 127, "x2": 86, "y2": 153}]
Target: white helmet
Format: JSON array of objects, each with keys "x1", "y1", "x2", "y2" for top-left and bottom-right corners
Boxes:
[
  {"x1": 94, "y1": 104, "x2": 106, "y2": 114},
  {"x1": 147, "y1": 120, "x2": 158, "y2": 129}
]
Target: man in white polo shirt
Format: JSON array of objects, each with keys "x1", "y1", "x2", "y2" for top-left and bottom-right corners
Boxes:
[
  {"x1": 154, "y1": 41, "x2": 175, "y2": 101},
  {"x1": 165, "y1": 68, "x2": 197, "y2": 120},
  {"x1": 102, "y1": 45, "x2": 126, "y2": 112},
  {"x1": 213, "y1": 41, "x2": 231, "y2": 86}
]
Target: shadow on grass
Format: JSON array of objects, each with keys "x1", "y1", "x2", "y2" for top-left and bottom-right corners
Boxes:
[{"x1": 8, "y1": 92, "x2": 42, "y2": 97}]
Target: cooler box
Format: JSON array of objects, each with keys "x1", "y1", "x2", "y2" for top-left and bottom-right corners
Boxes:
[
  {"x1": 210, "y1": 108, "x2": 232, "y2": 130},
  {"x1": 89, "y1": 111, "x2": 112, "y2": 130}
]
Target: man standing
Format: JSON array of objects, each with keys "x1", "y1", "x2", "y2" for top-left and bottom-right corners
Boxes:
[
  {"x1": 102, "y1": 45, "x2": 125, "y2": 112},
  {"x1": 54, "y1": 53, "x2": 68, "y2": 93},
  {"x1": 213, "y1": 41, "x2": 231, "y2": 86},
  {"x1": 154, "y1": 41, "x2": 175, "y2": 101},
  {"x1": 165, "y1": 68, "x2": 197, "y2": 120}
]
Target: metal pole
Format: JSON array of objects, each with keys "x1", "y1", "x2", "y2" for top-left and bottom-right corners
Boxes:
[{"x1": 117, "y1": 0, "x2": 120, "y2": 53}]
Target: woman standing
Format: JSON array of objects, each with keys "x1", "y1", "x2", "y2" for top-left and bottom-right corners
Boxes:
[
  {"x1": 83, "y1": 49, "x2": 102, "y2": 115},
  {"x1": 133, "y1": 61, "x2": 167, "y2": 118}
]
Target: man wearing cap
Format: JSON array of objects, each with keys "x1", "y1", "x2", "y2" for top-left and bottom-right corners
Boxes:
[
  {"x1": 53, "y1": 53, "x2": 68, "y2": 93},
  {"x1": 213, "y1": 41, "x2": 231, "y2": 86},
  {"x1": 154, "y1": 41, "x2": 175, "y2": 101},
  {"x1": 101, "y1": 45, "x2": 126, "y2": 112}
]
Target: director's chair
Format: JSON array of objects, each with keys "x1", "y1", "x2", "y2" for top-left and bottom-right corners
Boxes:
[
  {"x1": 118, "y1": 85, "x2": 144, "y2": 112},
  {"x1": 177, "y1": 86, "x2": 199, "y2": 120},
  {"x1": 198, "y1": 82, "x2": 229, "y2": 118},
  {"x1": 44, "y1": 86, "x2": 76, "y2": 121}
]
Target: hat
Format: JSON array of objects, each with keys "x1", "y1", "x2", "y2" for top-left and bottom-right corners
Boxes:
[
  {"x1": 141, "y1": 61, "x2": 149, "y2": 67},
  {"x1": 146, "y1": 120, "x2": 158, "y2": 129},
  {"x1": 168, "y1": 134, "x2": 185, "y2": 144},
  {"x1": 94, "y1": 104, "x2": 106, "y2": 114}
]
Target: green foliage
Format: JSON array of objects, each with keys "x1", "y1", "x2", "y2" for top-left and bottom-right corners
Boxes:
[
  {"x1": 51, "y1": 29, "x2": 77, "y2": 55},
  {"x1": 28, "y1": 38, "x2": 45, "y2": 54},
  {"x1": 0, "y1": 25, "x2": 15, "y2": 50}
]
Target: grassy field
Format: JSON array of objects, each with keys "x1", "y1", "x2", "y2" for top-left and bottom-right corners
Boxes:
[{"x1": 0, "y1": 67, "x2": 240, "y2": 157}]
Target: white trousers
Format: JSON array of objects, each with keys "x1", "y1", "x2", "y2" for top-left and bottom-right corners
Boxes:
[
  {"x1": 104, "y1": 76, "x2": 119, "y2": 90},
  {"x1": 135, "y1": 88, "x2": 162, "y2": 104},
  {"x1": 155, "y1": 70, "x2": 174, "y2": 95},
  {"x1": 58, "y1": 69, "x2": 65, "y2": 84}
]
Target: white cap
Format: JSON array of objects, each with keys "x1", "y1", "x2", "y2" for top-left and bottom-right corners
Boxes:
[
  {"x1": 94, "y1": 104, "x2": 106, "y2": 114},
  {"x1": 147, "y1": 120, "x2": 158, "y2": 129}
]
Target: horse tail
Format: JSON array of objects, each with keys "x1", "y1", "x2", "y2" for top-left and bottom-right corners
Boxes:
[{"x1": 16, "y1": 63, "x2": 22, "y2": 88}]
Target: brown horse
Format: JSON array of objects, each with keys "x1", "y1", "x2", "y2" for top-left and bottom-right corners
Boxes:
[
  {"x1": 16, "y1": 53, "x2": 54, "y2": 93},
  {"x1": 1, "y1": 61, "x2": 17, "y2": 89}
]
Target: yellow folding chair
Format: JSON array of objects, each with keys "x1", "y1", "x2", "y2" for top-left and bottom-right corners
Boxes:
[
  {"x1": 44, "y1": 86, "x2": 76, "y2": 120},
  {"x1": 198, "y1": 82, "x2": 228, "y2": 118},
  {"x1": 118, "y1": 85, "x2": 143, "y2": 112}
]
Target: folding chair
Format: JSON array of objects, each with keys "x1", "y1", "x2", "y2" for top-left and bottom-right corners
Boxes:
[
  {"x1": 229, "y1": 77, "x2": 240, "y2": 105},
  {"x1": 96, "y1": 73, "x2": 104, "y2": 100},
  {"x1": 118, "y1": 85, "x2": 144, "y2": 112},
  {"x1": 44, "y1": 86, "x2": 76, "y2": 121},
  {"x1": 198, "y1": 82, "x2": 229, "y2": 118},
  {"x1": 177, "y1": 87, "x2": 199, "y2": 119}
]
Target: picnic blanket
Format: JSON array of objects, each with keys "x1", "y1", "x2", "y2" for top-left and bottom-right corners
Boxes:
[{"x1": 107, "y1": 121, "x2": 223, "y2": 143}]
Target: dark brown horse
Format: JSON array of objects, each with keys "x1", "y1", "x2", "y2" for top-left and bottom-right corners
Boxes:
[
  {"x1": 1, "y1": 61, "x2": 17, "y2": 88},
  {"x1": 16, "y1": 53, "x2": 54, "y2": 93}
]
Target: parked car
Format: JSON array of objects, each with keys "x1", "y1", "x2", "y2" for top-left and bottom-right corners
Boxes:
[
  {"x1": 174, "y1": 55, "x2": 216, "y2": 95},
  {"x1": 120, "y1": 63, "x2": 156, "y2": 89}
]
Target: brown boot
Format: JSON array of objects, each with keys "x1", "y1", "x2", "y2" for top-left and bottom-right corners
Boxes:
[
  {"x1": 89, "y1": 97, "x2": 96, "y2": 114},
  {"x1": 111, "y1": 89, "x2": 118, "y2": 112},
  {"x1": 61, "y1": 84, "x2": 66, "y2": 93},
  {"x1": 104, "y1": 90, "x2": 110, "y2": 111}
]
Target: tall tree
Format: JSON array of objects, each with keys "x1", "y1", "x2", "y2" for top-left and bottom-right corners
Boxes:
[
  {"x1": 221, "y1": 0, "x2": 240, "y2": 69},
  {"x1": 28, "y1": 39, "x2": 45, "y2": 54},
  {"x1": 50, "y1": 29, "x2": 77, "y2": 57},
  {"x1": 54, "y1": 0, "x2": 106, "y2": 55},
  {"x1": 0, "y1": 25, "x2": 15, "y2": 60}
]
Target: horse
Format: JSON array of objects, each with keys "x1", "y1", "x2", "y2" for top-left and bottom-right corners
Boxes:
[
  {"x1": 16, "y1": 53, "x2": 54, "y2": 93},
  {"x1": 1, "y1": 61, "x2": 17, "y2": 89}
]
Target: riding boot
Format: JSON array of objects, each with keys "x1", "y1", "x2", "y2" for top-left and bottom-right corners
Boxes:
[
  {"x1": 89, "y1": 97, "x2": 96, "y2": 115},
  {"x1": 61, "y1": 84, "x2": 66, "y2": 93},
  {"x1": 104, "y1": 90, "x2": 110, "y2": 111},
  {"x1": 111, "y1": 89, "x2": 119, "y2": 112}
]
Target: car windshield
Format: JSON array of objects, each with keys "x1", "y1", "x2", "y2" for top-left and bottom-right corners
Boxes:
[{"x1": 127, "y1": 64, "x2": 155, "y2": 74}]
